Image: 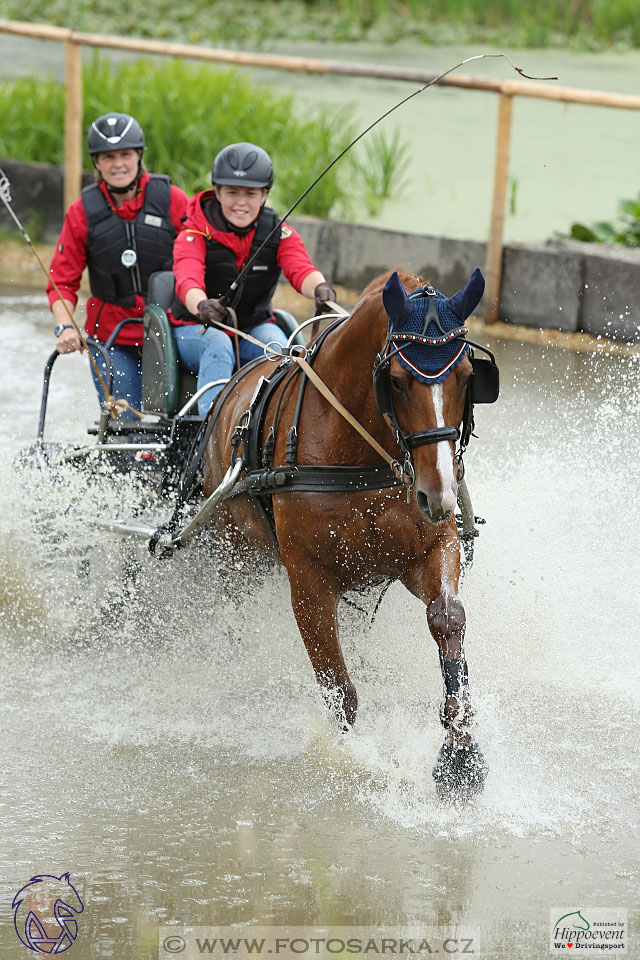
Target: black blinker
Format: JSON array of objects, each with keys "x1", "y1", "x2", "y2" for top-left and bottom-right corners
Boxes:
[
  {"x1": 470, "y1": 357, "x2": 499, "y2": 404},
  {"x1": 373, "y1": 358, "x2": 392, "y2": 416}
]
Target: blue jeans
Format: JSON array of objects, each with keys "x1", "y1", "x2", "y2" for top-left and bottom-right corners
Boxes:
[
  {"x1": 89, "y1": 344, "x2": 142, "y2": 422},
  {"x1": 174, "y1": 321, "x2": 288, "y2": 416}
]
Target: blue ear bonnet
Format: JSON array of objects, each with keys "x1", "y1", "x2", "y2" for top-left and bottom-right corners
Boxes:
[{"x1": 382, "y1": 268, "x2": 485, "y2": 385}]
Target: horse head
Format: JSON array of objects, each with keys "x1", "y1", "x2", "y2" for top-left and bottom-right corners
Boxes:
[{"x1": 376, "y1": 267, "x2": 493, "y2": 522}]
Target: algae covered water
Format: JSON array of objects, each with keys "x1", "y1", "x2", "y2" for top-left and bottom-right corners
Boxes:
[{"x1": 0, "y1": 284, "x2": 638, "y2": 958}]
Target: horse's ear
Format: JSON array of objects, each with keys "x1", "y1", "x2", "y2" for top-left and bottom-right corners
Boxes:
[
  {"x1": 448, "y1": 267, "x2": 485, "y2": 320},
  {"x1": 382, "y1": 271, "x2": 411, "y2": 327}
]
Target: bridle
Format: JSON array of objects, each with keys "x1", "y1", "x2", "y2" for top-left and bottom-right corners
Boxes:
[{"x1": 372, "y1": 283, "x2": 500, "y2": 483}]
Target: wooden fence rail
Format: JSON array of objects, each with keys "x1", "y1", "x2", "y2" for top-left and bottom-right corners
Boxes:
[{"x1": 1, "y1": 18, "x2": 639, "y2": 322}]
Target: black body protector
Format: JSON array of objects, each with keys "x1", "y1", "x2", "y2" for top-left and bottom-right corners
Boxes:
[
  {"x1": 172, "y1": 208, "x2": 282, "y2": 330},
  {"x1": 81, "y1": 175, "x2": 175, "y2": 306}
]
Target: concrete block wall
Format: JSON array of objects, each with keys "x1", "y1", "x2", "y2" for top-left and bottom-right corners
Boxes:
[
  {"x1": 572, "y1": 242, "x2": 639, "y2": 342},
  {"x1": 290, "y1": 217, "x2": 487, "y2": 297},
  {"x1": 291, "y1": 216, "x2": 640, "y2": 342}
]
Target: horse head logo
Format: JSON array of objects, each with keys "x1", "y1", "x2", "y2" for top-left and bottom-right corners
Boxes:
[
  {"x1": 12, "y1": 872, "x2": 84, "y2": 954},
  {"x1": 555, "y1": 910, "x2": 591, "y2": 932}
]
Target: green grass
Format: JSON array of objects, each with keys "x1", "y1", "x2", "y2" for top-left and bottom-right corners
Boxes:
[
  {"x1": 0, "y1": 56, "x2": 410, "y2": 220},
  {"x1": 4, "y1": 0, "x2": 639, "y2": 48}
]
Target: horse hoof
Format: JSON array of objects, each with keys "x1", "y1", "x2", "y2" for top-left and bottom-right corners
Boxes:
[
  {"x1": 321, "y1": 685, "x2": 358, "y2": 732},
  {"x1": 432, "y1": 739, "x2": 488, "y2": 803}
]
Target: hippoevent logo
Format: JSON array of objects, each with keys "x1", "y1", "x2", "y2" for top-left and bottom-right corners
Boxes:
[
  {"x1": 12, "y1": 872, "x2": 84, "y2": 954},
  {"x1": 549, "y1": 908, "x2": 627, "y2": 952}
]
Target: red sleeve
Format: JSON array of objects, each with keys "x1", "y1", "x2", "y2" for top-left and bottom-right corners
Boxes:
[
  {"x1": 46, "y1": 200, "x2": 88, "y2": 310},
  {"x1": 169, "y1": 185, "x2": 189, "y2": 234},
  {"x1": 277, "y1": 224, "x2": 318, "y2": 293},
  {"x1": 173, "y1": 229, "x2": 207, "y2": 306}
]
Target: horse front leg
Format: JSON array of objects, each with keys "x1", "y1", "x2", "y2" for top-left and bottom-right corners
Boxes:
[
  {"x1": 407, "y1": 533, "x2": 488, "y2": 801},
  {"x1": 287, "y1": 568, "x2": 358, "y2": 730}
]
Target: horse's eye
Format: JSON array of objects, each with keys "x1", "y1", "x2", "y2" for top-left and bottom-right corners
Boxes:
[{"x1": 390, "y1": 376, "x2": 405, "y2": 394}]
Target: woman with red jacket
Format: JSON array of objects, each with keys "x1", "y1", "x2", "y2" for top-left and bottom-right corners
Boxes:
[
  {"x1": 47, "y1": 112, "x2": 188, "y2": 419},
  {"x1": 171, "y1": 141, "x2": 335, "y2": 415}
]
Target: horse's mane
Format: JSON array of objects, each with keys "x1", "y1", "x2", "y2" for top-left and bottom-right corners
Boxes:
[
  {"x1": 351, "y1": 269, "x2": 425, "y2": 320},
  {"x1": 360, "y1": 269, "x2": 424, "y2": 297}
]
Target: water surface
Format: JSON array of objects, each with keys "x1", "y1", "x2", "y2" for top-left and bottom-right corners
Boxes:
[{"x1": 0, "y1": 285, "x2": 638, "y2": 959}]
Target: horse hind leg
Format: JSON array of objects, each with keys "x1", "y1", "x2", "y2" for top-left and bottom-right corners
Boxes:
[
  {"x1": 427, "y1": 592, "x2": 489, "y2": 802},
  {"x1": 288, "y1": 573, "x2": 358, "y2": 730}
]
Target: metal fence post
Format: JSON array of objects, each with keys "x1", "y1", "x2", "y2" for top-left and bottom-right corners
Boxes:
[
  {"x1": 64, "y1": 37, "x2": 83, "y2": 212},
  {"x1": 483, "y1": 91, "x2": 513, "y2": 324}
]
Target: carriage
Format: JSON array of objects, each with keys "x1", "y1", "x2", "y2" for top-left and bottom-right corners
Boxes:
[{"x1": 33, "y1": 270, "x2": 305, "y2": 497}]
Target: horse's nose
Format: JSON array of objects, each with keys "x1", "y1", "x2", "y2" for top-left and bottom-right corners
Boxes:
[{"x1": 416, "y1": 488, "x2": 455, "y2": 523}]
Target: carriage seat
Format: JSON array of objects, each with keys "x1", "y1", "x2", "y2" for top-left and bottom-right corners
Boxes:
[{"x1": 141, "y1": 271, "x2": 303, "y2": 419}]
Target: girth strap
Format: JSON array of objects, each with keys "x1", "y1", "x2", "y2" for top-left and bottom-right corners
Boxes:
[{"x1": 228, "y1": 463, "x2": 402, "y2": 498}]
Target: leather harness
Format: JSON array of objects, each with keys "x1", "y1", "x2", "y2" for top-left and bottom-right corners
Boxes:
[{"x1": 165, "y1": 307, "x2": 498, "y2": 551}]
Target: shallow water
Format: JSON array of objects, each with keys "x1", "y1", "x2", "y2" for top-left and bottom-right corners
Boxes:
[{"x1": 0, "y1": 284, "x2": 639, "y2": 959}]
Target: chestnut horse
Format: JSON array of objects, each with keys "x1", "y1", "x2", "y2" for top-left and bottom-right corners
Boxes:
[{"x1": 201, "y1": 269, "x2": 497, "y2": 799}]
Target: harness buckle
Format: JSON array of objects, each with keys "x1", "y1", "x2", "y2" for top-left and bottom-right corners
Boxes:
[
  {"x1": 392, "y1": 456, "x2": 415, "y2": 503},
  {"x1": 402, "y1": 455, "x2": 415, "y2": 503},
  {"x1": 230, "y1": 408, "x2": 251, "y2": 453}
]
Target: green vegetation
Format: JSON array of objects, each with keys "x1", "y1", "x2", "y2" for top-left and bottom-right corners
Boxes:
[
  {"x1": 0, "y1": 57, "x2": 409, "y2": 219},
  {"x1": 570, "y1": 194, "x2": 640, "y2": 247},
  {"x1": 4, "y1": 0, "x2": 639, "y2": 49}
]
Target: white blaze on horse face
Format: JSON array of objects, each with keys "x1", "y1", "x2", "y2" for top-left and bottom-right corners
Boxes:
[{"x1": 431, "y1": 383, "x2": 457, "y2": 515}]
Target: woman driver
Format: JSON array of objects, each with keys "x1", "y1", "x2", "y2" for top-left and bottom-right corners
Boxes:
[
  {"x1": 171, "y1": 141, "x2": 336, "y2": 415},
  {"x1": 47, "y1": 112, "x2": 188, "y2": 419}
]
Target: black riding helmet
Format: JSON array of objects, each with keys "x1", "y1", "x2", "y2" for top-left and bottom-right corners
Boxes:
[
  {"x1": 211, "y1": 142, "x2": 274, "y2": 190},
  {"x1": 87, "y1": 113, "x2": 145, "y2": 194},
  {"x1": 87, "y1": 113, "x2": 145, "y2": 155}
]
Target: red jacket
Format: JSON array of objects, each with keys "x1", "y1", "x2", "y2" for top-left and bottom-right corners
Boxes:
[
  {"x1": 47, "y1": 174, "x2": 188, "y2": 346},
  {"x1": 173, "y1": 190, "x2": 317, "y2": 323}
]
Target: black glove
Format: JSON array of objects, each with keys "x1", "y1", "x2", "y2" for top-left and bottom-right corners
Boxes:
[
  {"x1": 313, "y1": 281, "x2": 337, "y2": 315},
  {"x1": 197, "y1": 298, "x2": 229, "y2": 327}
]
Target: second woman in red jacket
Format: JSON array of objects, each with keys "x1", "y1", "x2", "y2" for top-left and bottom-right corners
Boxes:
[{"x1": 171, "y1": 141, "x2": 335, "y2": 415}]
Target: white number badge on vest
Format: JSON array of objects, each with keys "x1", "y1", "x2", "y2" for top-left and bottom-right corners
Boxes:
[{"x1": 121, "y1": 249, "x2": 137, "y2": 268}]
